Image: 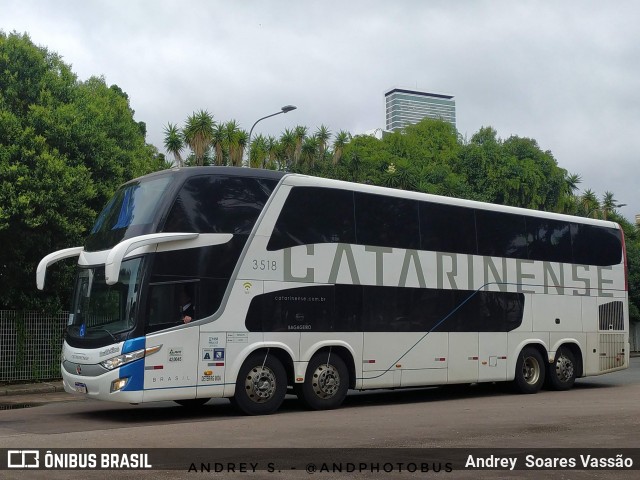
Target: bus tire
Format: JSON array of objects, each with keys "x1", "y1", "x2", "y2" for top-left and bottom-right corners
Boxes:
[
  {"x1": 174, "y1": 398, "x2": 210, "y2": 408},
  {"x1": 513, "y1": 347, "x2": 545, "y2": 394},
  {"x1": 298, "y1": 352, "x2": 349, "y2": 410},
  {"x1": 547, "y1": 348, "x2": 577, "y2": 391},
  {"x1": 233, "y1": 352, "x2": 287, "y2": 415}
]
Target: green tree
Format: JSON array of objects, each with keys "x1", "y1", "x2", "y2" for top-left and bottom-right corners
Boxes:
[
  {"x1": 315, "y1": 125, "x2": 331, "y2": 163},
  {"x1": 223, "y1": 120, "x2": 238, "y2": 166},
  {"x1": 301, "y1": 135, "x2": 319, "y2": 167},
  {"x1": 332, "y1": 130, "x2": 350, "y2": 165},
  {"x1": 279, "y1": 128, "x2": 296, "y2": 168},
  {"x1": 602, "y1": 191, "x2": 626, "y2": 220},
  {"x1": 234, "y1": 129, "x2": 248, "y2": 167},
  {"x1": 0, "y1": 32, "x2": 163, "y2": 309},
  {"x1": 265, "y1": 135, "x2": 278, "y2": 169},
  {"x1": 212, "y1": 123, "x2": 226, "y2": 166},
  {"x1": 163, "y1": 122, "x2": 184, "y2": 167},
  {"x1": 579, "y1": 189, "x2": 601, "y2": 218},
  {"x1": 249, "y1": 134, "x2": 267, "y2": 169},
  {"x1": 183, "y1": 110, "x2": 215, "y2": 166},
  {"x1": 293, "y1": 125, "x2": 307, "y2": 166}
]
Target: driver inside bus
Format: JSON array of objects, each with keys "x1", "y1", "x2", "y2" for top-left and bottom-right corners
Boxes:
[{"x1": 179, "y1": 286, "x2": 194, "y2": 324}]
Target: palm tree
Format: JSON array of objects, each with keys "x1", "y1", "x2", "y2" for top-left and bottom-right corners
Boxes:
[
  {"x1": 602, "y1": 191, "x2": 626, "y2": 220},
  {"x1": 249, "y1": 134, "x2": 267, "y2": 169},
  {"x1": 183, "y1": 110, "x2": 215, "y2": 166},
  {"x1": 580, "y1": 189, "x2": 601, "y2": 218},
  {"x1": 565, "y1": 173, "x2": 582, "y2": 195},
  {"x1": 265, "y1": 135, "x2": 278, "y2": 169},
  {"x1": 332, "y1": 130, "x2": 350, "y2": 165},
  {"x1": 224, "y1": 120, "x2": 240, "y2": 167},
  {"x1": 163, "y1": 123, "x2": 184, "y2": 167},
  {"x1": 234, "y1": 129, "x2": 248, "y2": 167},
  {"x1": 212, "y1": 123, "x2": 226, "y2": 166},
  {"x1": 279, "y1": 128, "x2": 296, "y2": 168},
  {"x1": 293, "y1": 125, "x2": 307, "y2": 165},
  {"x1": 301, "y1": 135, "x2": 320, "y2": 167},
  {"x1": 557, "y1": 172, "x2": 583, "y2": 214},
  {"x1": 315, "y1": 125, "x2": 331, "y2": 163}
]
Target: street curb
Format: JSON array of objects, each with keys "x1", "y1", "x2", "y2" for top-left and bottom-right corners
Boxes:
[{"x1": 0, "y1": 381, "x2": 65, "y2": 397}]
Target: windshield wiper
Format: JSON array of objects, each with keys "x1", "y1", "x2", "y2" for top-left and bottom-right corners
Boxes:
[{"x1": 89, "y1": 326, "x2": 118, "y2": 343}]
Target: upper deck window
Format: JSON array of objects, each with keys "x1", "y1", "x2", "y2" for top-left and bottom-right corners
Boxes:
[
  {"x1": 163, "y1": 175, "x2": 278, "y2": 235},
  {"x1": 267, "y1": 187, "x2": 356, "y2": 251}
]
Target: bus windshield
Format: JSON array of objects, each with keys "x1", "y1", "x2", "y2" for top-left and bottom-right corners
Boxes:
[
  {"x1": 86, "y1": 176, "x2": 173, "y2": 251},
  {"x1": 67, "y1": 258, "x2": 144, "y2": 345}
]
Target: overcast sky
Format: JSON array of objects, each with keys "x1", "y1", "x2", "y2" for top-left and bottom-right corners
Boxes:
[{"x1": 3, "y1": 0, "x2": 639, "y2": 220}]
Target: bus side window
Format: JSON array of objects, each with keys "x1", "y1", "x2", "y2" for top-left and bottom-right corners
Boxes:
[
  {"x1": 267, "y1": 187, "x2": 355, "y2": 251},
  {"x1": 146, "y1": 282, "x2": 198, "y2": 333}
]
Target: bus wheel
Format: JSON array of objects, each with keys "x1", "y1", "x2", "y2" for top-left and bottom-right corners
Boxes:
[
  {"x1": 547, "y1": 348, "x2": 577, "y2": 391},
  {"x1": 298, "y1": 353, "x2": 349, "y2": 410},
  {"x1": 174, "y1": 398, "x2": 210, "y2": 408},
  {"x1": 513, "y1": 347, "x2": 545, "y2": 394},
  {"x1": 233, "y1": 353, "x2": 286, "y2": 415}
]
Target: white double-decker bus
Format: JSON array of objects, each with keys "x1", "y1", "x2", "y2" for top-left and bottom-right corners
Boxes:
[{"x1": 37, "y1": 167, "x2": 629, "y2": 415}]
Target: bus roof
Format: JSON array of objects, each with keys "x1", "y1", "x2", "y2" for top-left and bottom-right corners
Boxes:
[{"x1": 125, "y1": 166, "x2": 286, "y2": 186}]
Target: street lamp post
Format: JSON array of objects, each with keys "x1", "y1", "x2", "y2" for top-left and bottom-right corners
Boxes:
[{"x1": 246, "y1": 105, "x2": 297, "y2": 167}]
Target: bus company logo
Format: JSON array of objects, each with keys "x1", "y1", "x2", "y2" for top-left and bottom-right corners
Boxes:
[
  {"x1": 169, "y1": 347, "x2": 183, "y2": 362},
  {"x1": 99, "y1": 346, "x2": 119, "y2": 357},
  {"x1": 8, "y1": 450, "x2": 39, "y2": 468}
]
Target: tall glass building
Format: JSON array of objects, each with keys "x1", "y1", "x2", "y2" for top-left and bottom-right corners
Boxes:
[{"x1": 385, "y1": 88, "x2": 456, "y2": 131}]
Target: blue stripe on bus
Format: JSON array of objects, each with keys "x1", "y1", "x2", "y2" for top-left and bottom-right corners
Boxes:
[
  {"x1": 120, "y1": 359, "x2": 145, "y2": 391},
  {"x1": 122, "y1": 336, "x2": 146, "y2": 354}
]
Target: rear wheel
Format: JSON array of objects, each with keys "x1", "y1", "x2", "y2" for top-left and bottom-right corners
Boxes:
[
  {"x1": 547, "y1": 348, "x2": 577, "y2": 391},
  {"x1": 233, "y1": 352, "x2": 287, "y2": 415},
  {"x1": 297, "y1": 352, "x2": 349, "y2": 410},
  {"x1": 513, "y1": 347, "x2": 545, "y2": 394}
]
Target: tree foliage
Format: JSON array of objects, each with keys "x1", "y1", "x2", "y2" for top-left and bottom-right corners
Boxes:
[{"x1": 0, "y1": 32, "x2": 165, "y2": 309}]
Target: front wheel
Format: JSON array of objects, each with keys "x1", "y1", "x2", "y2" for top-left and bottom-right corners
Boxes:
[
  {"x1": 513, "y1": 347, "x2": 545, "y2": 394},
  {"x1": 297, "y1": 352, "x2": 349, "y2": 410},
  {"x1": 546, "y1": 348, "x2": 577, "y2": 391},
  {"x1": 233, "y1": 352, "x2": 287, "y2": 415}
]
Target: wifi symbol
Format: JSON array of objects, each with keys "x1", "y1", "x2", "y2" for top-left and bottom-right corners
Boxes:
[{"x1": 243, "y1": 282, "x2": 252, "y2": 291}]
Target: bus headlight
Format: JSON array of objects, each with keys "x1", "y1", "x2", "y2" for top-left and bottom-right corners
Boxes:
[
  {"x1": 101, "y1": 349, "x2": 145, "y2": 370},
  {"x1": 100, "y1": 344, "x2": 162, "y2": 370}
]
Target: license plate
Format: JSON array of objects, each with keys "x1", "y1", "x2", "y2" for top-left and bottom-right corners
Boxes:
[{"x1": 74, "y1": 382, "x2": 87, "y2": 394}]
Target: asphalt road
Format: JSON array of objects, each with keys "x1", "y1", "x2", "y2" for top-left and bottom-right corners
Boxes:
[{"x1": 1, "y1": 358, "x2": 639, "y2": 479}]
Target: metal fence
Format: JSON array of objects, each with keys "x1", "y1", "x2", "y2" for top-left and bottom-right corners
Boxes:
[{"x1": 0, "y1": 310, "x2": 68, "y2": 382}]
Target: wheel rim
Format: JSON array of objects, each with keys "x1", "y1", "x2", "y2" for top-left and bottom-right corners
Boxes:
[
  {"x1": 312, "y1": 363, "x2": 340, "y2": 399},
  {"x1": 522, "y1": 356, "x2": 541, "y2": 385},
  {"x1": 555, "y1": 354, "x2": 574, "y2": 383},
  {"x1": 245, "y1": 366, "x2": 277, "y2": 403}
]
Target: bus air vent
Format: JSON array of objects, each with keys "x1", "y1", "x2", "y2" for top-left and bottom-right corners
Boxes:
[{"x1": 598, "y1": 301, "x2": 624, "y2": 331}]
